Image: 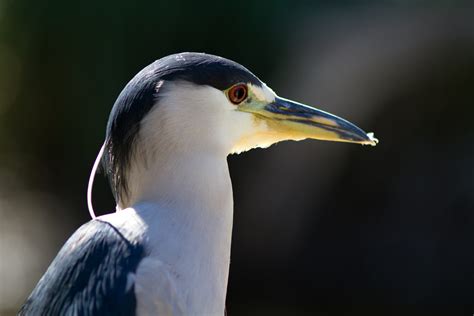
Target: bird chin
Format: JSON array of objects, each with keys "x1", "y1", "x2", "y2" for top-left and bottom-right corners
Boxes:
[
  {"x1": 230, "y1": 135, "x2": 278, "y2": 154},
  {"x1": 229, "y1": 130, "x2": 307, "y2": 155}
]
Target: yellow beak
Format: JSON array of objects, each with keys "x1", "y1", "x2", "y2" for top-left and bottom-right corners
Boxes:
[{"x1": 240, "y1": 96, "x2": 378, "y2": 146}]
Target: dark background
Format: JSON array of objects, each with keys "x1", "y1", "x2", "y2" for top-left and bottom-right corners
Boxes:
[{"x1": 1, "y1": 1, "x2": 473, "y2": 315}]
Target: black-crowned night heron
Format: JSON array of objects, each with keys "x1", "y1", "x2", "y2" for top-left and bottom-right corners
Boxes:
[{"x1": 19, "y1": 52, "x2": 377, "y2": 315}]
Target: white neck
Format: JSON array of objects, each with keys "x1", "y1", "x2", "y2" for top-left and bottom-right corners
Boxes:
[{"x1": 126, "y1": 149, "x2": 233, "y2": 314}]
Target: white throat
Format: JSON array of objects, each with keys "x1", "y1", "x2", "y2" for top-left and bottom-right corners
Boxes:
[{"x1": 135, "y1": 153, "x2": 234, "y2": 314}]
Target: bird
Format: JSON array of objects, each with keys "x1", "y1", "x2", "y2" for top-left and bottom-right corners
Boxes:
[{"x1": 19, "y1": 52, "x2": 378, "y2": 315}]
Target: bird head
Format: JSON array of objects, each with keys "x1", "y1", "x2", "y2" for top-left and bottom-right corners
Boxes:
[{"x1": 103, "y1": 52, "x2": 377, "y2": 206}]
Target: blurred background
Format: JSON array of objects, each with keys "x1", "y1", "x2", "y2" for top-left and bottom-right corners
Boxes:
[{"x1": 1, "y1": 1, "x2": 473, "y2": 315}]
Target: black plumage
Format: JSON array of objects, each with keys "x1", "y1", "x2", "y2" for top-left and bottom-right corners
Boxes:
[{"x1": 19, "y1": 220, "x2": 145, "y2": 316}]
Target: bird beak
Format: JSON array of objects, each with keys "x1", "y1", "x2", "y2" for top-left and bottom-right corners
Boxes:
[{"x1": 241, "y1": 96, "x2": 378, "y2": 146}]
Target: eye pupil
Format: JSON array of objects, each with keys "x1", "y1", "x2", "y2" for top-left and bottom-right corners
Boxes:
[
  {"x1": 235, "y1": 88, "x2": 242, "y2": 98},
  {"x1": 228, "y1": 84, "x2": 248, "y2": 104}
]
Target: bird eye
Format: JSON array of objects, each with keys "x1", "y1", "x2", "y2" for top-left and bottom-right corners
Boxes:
[{"x1": 227, "y1": 84, "x2": 248, "y2": 104}]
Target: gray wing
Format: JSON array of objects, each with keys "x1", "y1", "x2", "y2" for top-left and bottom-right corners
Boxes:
[{"x1": 19, "y1": 219, "x2": 145, "y2": 316}]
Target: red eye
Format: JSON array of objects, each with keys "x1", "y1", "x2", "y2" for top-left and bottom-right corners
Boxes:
[{"x1": 228, "y1": 84, "x2": 248, "y2": 104}]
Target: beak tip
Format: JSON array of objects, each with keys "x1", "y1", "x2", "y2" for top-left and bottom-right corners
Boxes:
[{"x1": 362, "y1": 132, "x2": 379, "y2": 146}]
